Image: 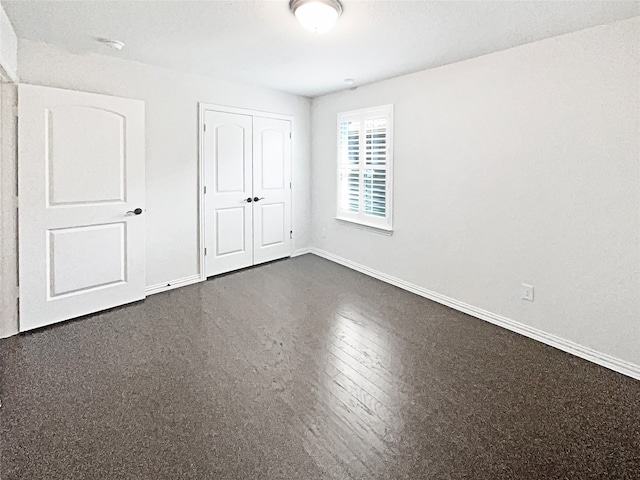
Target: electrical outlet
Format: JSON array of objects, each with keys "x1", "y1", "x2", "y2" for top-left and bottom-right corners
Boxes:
[{"x1": 521, "y1": 284, "x2": 534, "y2": 302}]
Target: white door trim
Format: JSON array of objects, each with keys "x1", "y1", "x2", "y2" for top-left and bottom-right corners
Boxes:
[{"x1": 198, "y1": 103, "x2": 295, "y2": 280}]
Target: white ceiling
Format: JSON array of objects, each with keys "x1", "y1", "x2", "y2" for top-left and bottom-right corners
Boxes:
[{"x1": 3, "y1": 1, "x2": 639, "y2": 97}]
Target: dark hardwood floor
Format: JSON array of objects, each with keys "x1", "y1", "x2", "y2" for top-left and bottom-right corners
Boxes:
[{"x1": 1, "y1": 254, "x2": 639, "y2": 479}]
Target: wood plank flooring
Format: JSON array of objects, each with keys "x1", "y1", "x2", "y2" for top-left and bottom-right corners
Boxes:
[{"x1": 1, "y1": 254, "x2": 639, "y2": 479}]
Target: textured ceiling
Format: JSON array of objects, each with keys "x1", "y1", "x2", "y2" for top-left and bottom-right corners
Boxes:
[{"x1": 3, "y1": 0, "x2": 639, "y2": 97}]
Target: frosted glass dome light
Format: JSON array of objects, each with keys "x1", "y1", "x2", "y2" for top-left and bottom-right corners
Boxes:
[{"x1": 290, "y1": 0, "x2": 343, "y2": 34}]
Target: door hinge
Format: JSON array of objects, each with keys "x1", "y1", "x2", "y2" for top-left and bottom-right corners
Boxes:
[
  {"x1": 204, "y1": 124, "x2": 207, "y2": 132},
  {"x1": 290, "y1": 230, "x2": 293, "y2": 240},
  {"x1": 204, "y1": 186, "x2": 207, "y2": 194},
  {"x1": 289, "y1": 182, "x2": 292, "y2": 189},
  {"x1": 204, "y1": 248, "x2": 207, "y2": 256},
  {"x1": 289, "y1": 132, "x2": 291, "y2": 139}
]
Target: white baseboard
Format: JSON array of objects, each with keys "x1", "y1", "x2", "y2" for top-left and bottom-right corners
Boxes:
[
  {"x1": 291, "y1": 247, "x2": 313, "y2": 257},
  {"x1": 145, "y1": 274, "x2": 203, "y2": 296},
  {"x1": 307, "y1": 248, "x2": 640, "y2": 381}
]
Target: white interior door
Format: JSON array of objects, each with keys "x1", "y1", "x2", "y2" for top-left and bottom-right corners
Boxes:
[
  {"x1": 252, "y1": 116, "x2": 292, "y2": 265},
  {"x1": 204, "y1": 110, "x2": 253, "y2": 276},
  {"x1": 18, "y1": 84, "x2": 145, "y2": 332}
]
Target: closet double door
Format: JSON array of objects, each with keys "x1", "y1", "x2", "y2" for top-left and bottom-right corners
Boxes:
[{"x1": 203, "y1": 109, "x2": 292, "y2": 277}]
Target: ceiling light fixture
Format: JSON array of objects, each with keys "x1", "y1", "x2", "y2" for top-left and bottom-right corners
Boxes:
[
  {"x1": 96, "y1": 38, "x2": 125, "y2": 50},
  {"x1": 290, "y1": 0, "x2": 343, "y2": 34}
]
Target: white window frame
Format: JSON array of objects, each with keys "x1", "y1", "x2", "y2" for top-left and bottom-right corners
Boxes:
[{"x1": 336, "y1": 104, "x2": 394, "y2": 232}]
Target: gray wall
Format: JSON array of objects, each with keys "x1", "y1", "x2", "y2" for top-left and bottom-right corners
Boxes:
[
  {"x1": 310, "y1": 18, "x2": 640, "y2": 368},
  {"x1": 0, "y1": 39, "x2": 312, "y2": 336}
]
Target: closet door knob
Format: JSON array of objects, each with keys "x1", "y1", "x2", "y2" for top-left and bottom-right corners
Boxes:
[
  {"x1": 243, "y1": 197, "x2": 253, "y2": 203},
  {"x1": 253, "y1": 197, "x2": 265, "y2": 202},
  {"x1": 126, "y1": 208, "x2": 143, "y2": 215}
]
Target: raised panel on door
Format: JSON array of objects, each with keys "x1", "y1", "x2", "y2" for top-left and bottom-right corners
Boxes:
[
  {"x1": 48, "y1": 223, "x2": 127, "y2": 298},
  {"x1": 253, "y1": 116, "x2": 292, "y2": 265},
  {"x1": 18, "y1": 84, "x2": 145, "y2": 332},
  {"x1": 204, "y1": 110, "x2": 253, "y2": 276},
  {"x1": 47, "y1": 106, "x2": 126, "y2": 206}
]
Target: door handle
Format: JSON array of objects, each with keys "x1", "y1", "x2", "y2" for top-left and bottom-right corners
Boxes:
[
  {"x1": 253, "y1": 197, "x2": 265, "y2": 202},
  {"x1": 126, "y1": 208, "x2": 143, "y2": 215},
  {"x1": 243, "y1": 197, "x2": 253, "y2": 203}
]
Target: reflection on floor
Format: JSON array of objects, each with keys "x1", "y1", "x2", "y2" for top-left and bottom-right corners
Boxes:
[{"x1": 1, "y1": 254, "x2": 639, "y2": 479}]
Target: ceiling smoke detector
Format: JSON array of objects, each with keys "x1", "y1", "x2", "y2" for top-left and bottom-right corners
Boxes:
[
  {"x1": 96, "y1": 38, "x2": 125, "y2": 50},
  {"x1": 290, "y1": 0, "x2": 343, "y2": 33}
]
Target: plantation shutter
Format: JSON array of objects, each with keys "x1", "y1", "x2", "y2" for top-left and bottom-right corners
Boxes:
[
  {"x1": 338, "y1": 115, "x2": 361, "y2": 213},
  {"x1": 337, "y1": 105, "x2": 393, "y2": 230}
]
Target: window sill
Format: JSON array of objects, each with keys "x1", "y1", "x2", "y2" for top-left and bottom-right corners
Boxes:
[{"x1": 334, "y1": 217, "x2": 393, "y2": 236}]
